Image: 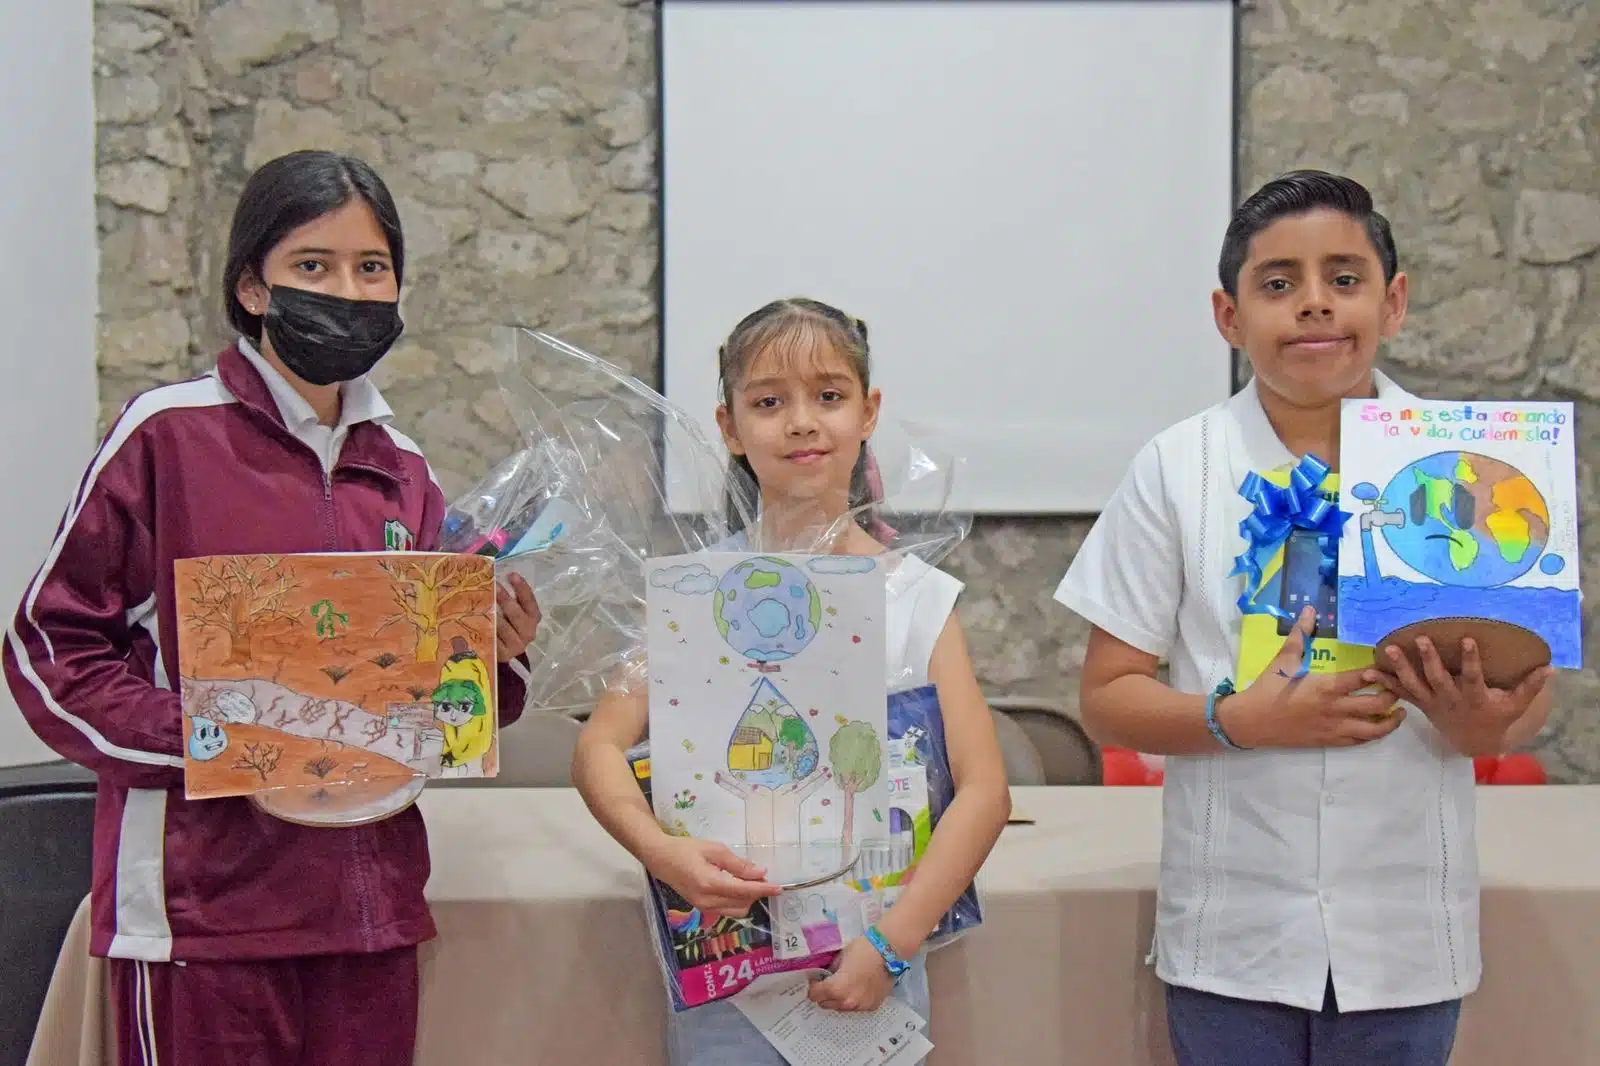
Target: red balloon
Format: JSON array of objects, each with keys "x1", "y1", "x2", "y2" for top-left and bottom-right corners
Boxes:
[
  {"x1": 1473, "y1": 756, "x2": 1498, "y2": 784},
  {"x1": 1488, "y1": 753, "x2": 1547, "y2": 786},
  {"x1": 1101, "y1": 749, "x2": 1150, "y2": 787}
]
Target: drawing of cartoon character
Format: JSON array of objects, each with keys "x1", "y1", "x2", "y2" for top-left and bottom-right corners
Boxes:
[
  {"x1": 441, "y1": 636, "x2": 493, "y2": 695},
  {"x1": 429, "y1": 637, "x2": 492, "y2": 775},
  {"x1": 1345, "y1": 453, "x2": 1561, "y2": 593},
  {"x1": 188, "y1": 718, "x2": 229, "y2": 761}
]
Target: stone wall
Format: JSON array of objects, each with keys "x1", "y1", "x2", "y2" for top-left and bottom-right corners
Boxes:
[{"x1": 94, "y1": 0, "x2": 1600, "y2": 777}]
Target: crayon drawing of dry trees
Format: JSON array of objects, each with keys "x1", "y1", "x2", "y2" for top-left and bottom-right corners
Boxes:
[
  {"x1": 233, "y1": 742, "x2": 282, "y2": 783},
  {"x1": 328, "y1": 704, "x2": 356, "y2": 738},
  {"x1": 305, "y1": 754, "x2": 338, "y2": 780},
  {"x1": 375, "y1": 557, "x2": 492, "y2": 663},
  {"x1": 186, "y1": 557, "x2": 302, "y2": 667},
  {"x1": 299, "y1": 698, "x2": 334, "y2": 729},
  {"x1": 362, "y1": 716, "x2": 390, "y2": 745}
]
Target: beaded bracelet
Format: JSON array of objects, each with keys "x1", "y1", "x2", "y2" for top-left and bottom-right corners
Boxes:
[{"x1": 1206, "y1": 678, "x2": 1247, "y2": 751}]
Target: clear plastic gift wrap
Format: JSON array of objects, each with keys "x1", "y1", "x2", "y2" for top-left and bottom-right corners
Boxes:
[
  {"x1": 441, "y1": 327, "x2": 982, "y2": 1010},
  {"x1": 440, "y1": 329, "x2": 743, "y2": 713},
  {"x1": 440, "y1": 328, "x2": 971, "y2": 709}
]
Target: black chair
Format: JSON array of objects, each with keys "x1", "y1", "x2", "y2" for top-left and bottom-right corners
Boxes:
[
  {"x1": 987, "y1": 697, "x2": 1103, "y2": 785},
  {"x1": 0, "y1": 760, "x2": 97, "y2": 1066}
]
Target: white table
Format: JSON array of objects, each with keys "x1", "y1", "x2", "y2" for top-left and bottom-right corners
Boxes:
[{"x1": 28, "y1": 786, "x2": 1600, "y2": 1065}]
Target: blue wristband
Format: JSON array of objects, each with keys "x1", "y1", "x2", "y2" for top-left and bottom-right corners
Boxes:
[
  {"x1": 1206, "y1": 678, "x2": 1247, "y2": 751},
  {"x1": 863, "y1": 925, "x2": 909, "y2": 981}
]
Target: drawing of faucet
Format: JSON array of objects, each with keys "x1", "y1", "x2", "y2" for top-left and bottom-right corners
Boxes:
[{"x1": 1350, "y1": 482, "x2": 1405, "y2": 586}]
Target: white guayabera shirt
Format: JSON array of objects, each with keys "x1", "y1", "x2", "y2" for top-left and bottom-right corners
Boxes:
[{"x1": 1054, "y1": 370, "x2": 1480, "y2": 1012}]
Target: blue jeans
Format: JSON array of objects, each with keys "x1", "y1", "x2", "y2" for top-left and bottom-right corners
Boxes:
[
  {"x1": 1165, "y1": 973, "x2": 1461, "y2": 1066},
  {"x1": 666, "y1": 955, "x2": 932, "y2": 1066}
]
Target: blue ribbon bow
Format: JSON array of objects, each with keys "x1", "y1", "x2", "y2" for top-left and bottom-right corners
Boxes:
[{"x1": 1228, "y1": 454, "x2": 1350, "y2": 678}]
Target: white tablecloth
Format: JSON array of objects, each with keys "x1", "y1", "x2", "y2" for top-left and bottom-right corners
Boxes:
[{"x1": 29, "y1": 786, "x2": 1600, "y2": 1065}]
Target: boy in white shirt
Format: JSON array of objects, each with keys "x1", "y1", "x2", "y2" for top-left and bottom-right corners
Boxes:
[{"x1": 1053, "y1": 170, "x2": 1554, "y2": 1065}]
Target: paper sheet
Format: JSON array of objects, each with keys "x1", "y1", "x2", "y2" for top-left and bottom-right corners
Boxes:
[
  {"x1": 174, "y1": 551, "x2": 500, "y2": 801},
  {"x1": 731, "y1": 969, "x2": 933, "y2": 1066},
  {"x1": 1336, "y1": 396, "x2": 1581, "y2": 667},
  {"x1": 646, "y1": 553, "x2": 890, "y2": 850}
]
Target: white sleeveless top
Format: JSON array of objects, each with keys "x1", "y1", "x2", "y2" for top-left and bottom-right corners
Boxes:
[{"x1": 1053, "y1": 370, "x2": 1480, "y2": 1012}]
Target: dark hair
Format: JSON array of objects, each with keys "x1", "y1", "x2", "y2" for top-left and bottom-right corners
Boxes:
[
  {"x1": 222, "y1": 150, "x2": 406, "y2": 341},
  {"x1": 1217, "y1": 169, "x2": 1398, "y2": 297},
  {"x1": 716, "y1": 298, "x2": 879, "y2": 535}
]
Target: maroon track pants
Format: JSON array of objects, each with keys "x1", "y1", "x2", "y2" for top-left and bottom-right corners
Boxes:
[{"x1": 109, "y1": 947, "x2": 418, "y2": 1066}]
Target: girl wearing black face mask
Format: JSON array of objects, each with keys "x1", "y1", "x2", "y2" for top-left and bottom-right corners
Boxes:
[
  {"x1": 6, "y1": 150, "x2": 542, "y2": 1066},
  {"x1": 227, "y1": 150, "x2": 409, "y2": 418}
]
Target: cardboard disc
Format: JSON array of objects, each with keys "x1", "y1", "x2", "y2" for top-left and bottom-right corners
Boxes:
[{"x1": 1379, "y1": 617, "x2": 1551, "y2": 690}]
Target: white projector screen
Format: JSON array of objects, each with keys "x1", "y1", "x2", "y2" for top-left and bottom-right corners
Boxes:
[
  {"x1": 0, "y1": 1, "x2": 98, "y2": 766},
  {"x1": 661, "y1": 0, "x2": 1236, "y2": 515}
]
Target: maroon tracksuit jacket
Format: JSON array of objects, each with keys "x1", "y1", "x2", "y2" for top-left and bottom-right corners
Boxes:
[{"x1": 3, "y1": 344, "x2": 527, "y2": 964}]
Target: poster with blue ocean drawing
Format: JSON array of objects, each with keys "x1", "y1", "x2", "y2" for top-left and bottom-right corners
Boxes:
[
  {"x1": 1336, "y1": 398, "x2": 1581, "y2": 668},
  {"x1": 645, "y1": 553, "x2": 889, "y2": 851}
]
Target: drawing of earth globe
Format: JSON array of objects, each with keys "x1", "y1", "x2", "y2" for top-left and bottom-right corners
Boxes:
[
  {"x1": 713, "y1": 556, "x2": 822, "y2": 663},
  {"x1": 1377, "y1": 451, "x2": 1553, "y2": 588}
]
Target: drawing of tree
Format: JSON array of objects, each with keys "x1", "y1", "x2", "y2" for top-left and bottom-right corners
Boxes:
[
  {"x1": 829, "y1": 722, "x2": 882, "y2": 847},
  {"x1": 375, "y1": 557, "x2": 493, "y2": 663},
  {"x1": 233, "y1": 742, "x2": 282, "y2": 783},
  {"x1": 304, "y1": 755, "x2": 338, "y2": 779},
  {"x1": 299, "y1": 699, "x2": 331, "y2": 728},
  {"x1": 778, "y1": 716, "x2": 811, "y2": 774},
  {"x1": 185, "y1": 557, "x2": 302, "y2": 666},
  {"x1": 329, "y1": 704, "x2": 356, "y2": 738}
]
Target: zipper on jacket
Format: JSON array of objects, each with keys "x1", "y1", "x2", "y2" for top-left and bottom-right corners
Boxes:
[
  {"x1": 236, "y1": 400, "x2": 345, "y2": 551},
  {"x1": 349, "y1": 830, "x2": 377, "y2": 950},
  {"x1": 321, "y1": 469, "x2": 337, "y2": 550}
]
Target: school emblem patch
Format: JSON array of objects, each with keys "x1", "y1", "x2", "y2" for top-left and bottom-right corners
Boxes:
[{"x1": 384, "y1": 519, "x2": 414, "y2": 551}]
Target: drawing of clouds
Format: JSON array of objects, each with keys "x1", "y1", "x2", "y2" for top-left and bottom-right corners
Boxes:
[
  {"x1": 650, "y1": 563, "x2": 719, "y2": 594},
  {"x1": 806, "y1": 556, "x2": 878, "y2": 575}
]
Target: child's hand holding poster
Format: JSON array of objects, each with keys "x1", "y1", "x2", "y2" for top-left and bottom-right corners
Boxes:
[{"x1": 1336, "y1": 398, "x2": 1579, "y2": 683}]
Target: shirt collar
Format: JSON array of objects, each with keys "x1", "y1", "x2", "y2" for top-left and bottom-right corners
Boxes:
[
  {"x1": 236, "y1": 335, "x2": 394, "y2": 432},
  {"x1": 1229, "y1": 366, "x2": 1411, "y2": 476}
]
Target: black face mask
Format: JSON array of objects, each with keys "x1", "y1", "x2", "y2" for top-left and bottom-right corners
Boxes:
[{"x1": 260, "y1": 285, "x2": 404, "y2": 386}]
